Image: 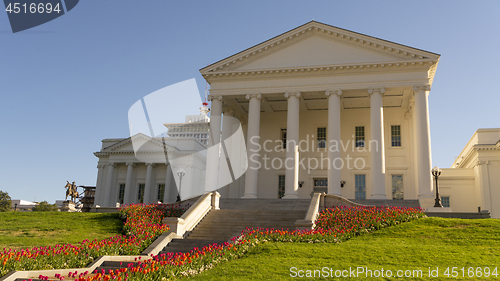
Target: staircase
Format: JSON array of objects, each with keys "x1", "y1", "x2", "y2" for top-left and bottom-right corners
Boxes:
[
  {"x1": 350, "y1": 199, "x2": 420, "y2": 208},
  {"x1": 159, "y1": 199, "x2": 310, "y2": 254}
]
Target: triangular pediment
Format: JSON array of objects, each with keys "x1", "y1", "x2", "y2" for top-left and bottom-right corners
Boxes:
[
  {"x1": 235, "y1": 35, "x2": 402, "y2": 70},
  {"x1": 201, "y1": 21, "x2": 440, "y2": 74},
  {"x1": 101, "y1": 133, "x2": 176, "y2": 153}
]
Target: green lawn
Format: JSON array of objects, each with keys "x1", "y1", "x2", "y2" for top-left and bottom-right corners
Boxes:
[
  {"x1": 0, "y1": 212, "x2": 122, "y2": 250},
  {"x1": 189, "y1": 217, "x2": 500, "y2": 280}
]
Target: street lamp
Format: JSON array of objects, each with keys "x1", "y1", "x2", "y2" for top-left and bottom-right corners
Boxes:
[
  {"x1": 176, "y1": 169, "x2": 186, "y2": 202},
  {"x1": 431, "y1": 166, "x2": 443, "y2": 207}
]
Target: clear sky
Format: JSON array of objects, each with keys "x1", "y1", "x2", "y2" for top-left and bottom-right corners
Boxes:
[{"x1": 1, "y1": 1, "x2": 499, "y2": 202}]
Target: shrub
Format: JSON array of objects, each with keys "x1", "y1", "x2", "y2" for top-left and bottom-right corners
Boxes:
[
  {"x1": 32, "y1": 201, "x2": 59, "y2": 212},
  {"x1": 0, "y1": 191, "x2": 12, "y2": 212}
]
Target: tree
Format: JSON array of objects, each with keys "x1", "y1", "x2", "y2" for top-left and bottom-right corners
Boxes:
[
  {"x1": 0, "y1": 190, "x2": 12, "y2": 212},
  {"x1": 32, "y1": 201, "x2": 59, "y2": 212}
]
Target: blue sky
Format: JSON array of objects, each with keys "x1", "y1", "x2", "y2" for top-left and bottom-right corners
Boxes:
[{"x1": 1, "y1": 1, "x2": 499, "y2": 202}]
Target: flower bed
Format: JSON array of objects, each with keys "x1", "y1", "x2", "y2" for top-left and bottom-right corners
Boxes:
[
  {"x1": 0, "y1": 204, "x2": 187, "y2": 277},
  {"x1": 57, "y1": 206, "x2": 424, "y2": 281}
]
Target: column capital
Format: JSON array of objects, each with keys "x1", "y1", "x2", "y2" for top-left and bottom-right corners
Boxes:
[
  {"x1": 325, "y1": 90, "x2": 342, "y2": 97},
  {"x1": 245, "y1": 93, "x2": 262, "y2": 100},
  {"x1": 145, "y1": 162, "x2": 155, "y2": 167},
  {"x1": 208, "y1": 95, "x2": 223, "y2": 102},
  {"x1": 97, "y1": 164, "x2": 106, "y2": 169},
  {"x1": 284, "y1": 92, "x2": 301, "y2": 99},
  {"x1": 125, "y1": 162, "x2": 136, "y2": 167},
  {"x1": 107, "y1": 163, "x2": 116, "y2": 167},
  {"x1": 368, "y1": 88, "x2": 385, "y2": 95},
  {"x1": 412, "y1": 85, "x2": 431, "y2": 92},
  {"x1": 476, "y1": 160, "x2": 490, "y2": 167}
]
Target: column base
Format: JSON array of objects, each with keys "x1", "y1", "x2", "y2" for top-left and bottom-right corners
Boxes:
[
  {"x1": 282, "y1": 193, "x2": 299, "y2": 199},
  {"x1": 370, "y1": 194, "x2": 389, "y2": 200},
  {"x1": 241, "y1": 193, "x2": 258, "y2": 199}
]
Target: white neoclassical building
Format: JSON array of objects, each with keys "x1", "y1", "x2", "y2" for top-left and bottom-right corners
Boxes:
[
  {"x1": 202, "y1": 21, "x2": 440, "y2": 209},
  {"x1": 93, "y1": 21, "x2": 499, "y2": 217}
]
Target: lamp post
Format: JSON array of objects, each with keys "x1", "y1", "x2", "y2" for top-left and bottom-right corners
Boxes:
[
  {"x1": 431, "y1": 166, "x2": 443, "y2": 207},
  {"x1": 176, "y1": 169, "x2": 186, "y2": 202}
]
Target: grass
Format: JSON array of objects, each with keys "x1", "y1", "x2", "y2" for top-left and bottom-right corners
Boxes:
[
  {"x1": 188, "y1": 217, "x2": 500, "y2": 280},
  {"x1": 0, "y1": 212, "x2": 122, "y2": 250}
]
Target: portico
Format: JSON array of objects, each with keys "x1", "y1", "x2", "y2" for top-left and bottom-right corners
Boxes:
[{"x1": 201, "y1": 21, "x2": 440, "y2": 209}]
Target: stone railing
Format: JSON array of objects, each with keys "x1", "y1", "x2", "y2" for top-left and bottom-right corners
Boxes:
[
  {"x1": 295, "y1": 193, "x2": 367, "y2": 230},
  {"x1": 162, "y1": 191, "x2": 220, "y2": 238}
]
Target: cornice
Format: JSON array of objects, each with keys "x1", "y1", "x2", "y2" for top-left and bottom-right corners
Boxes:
[
  {"x1": 202, "y1": 60, "x2": 437, "y2": 82},
  {"x1": 201, "y1": 22, "x2": 439, "y2": 75},
  {"x1": 474, "y1": 144, "x2": 500, "y2": 151}
]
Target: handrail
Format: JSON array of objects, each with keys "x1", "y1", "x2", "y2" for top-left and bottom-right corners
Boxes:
[
  {"x1": 295, "y1": 193, "x2": 370, "y2": 230},
  {"x1": 162, "y1": 191, "x2": 220, "y2": 237},
  {"x1": 294, "y1": 192, "x2": 322, "y2": 230}
]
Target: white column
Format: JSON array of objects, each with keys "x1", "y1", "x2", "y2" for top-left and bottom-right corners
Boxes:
[
  {"x1": 283, "y1": 92, "x2": 300, "y2": 199},
  {"x1": 369, "y1": 88, "x2": 387, "y2": 199},
  {"x1": 123, "y1": 163, "x2": 135, "y2": 204},
  {"x1": 204, "y1": 95, "x2": 223, "y2": 192},
  {"x1": 222, "y1": 110, "x2": 234, "y2": 198},
  {"x1": 94, "y1": 164, "x2": 105, "y2": 206},
  {"x1": 475, "y1": 161, "x2": 492, "y2": 212},
  {"x1": 104, "y1": 163, "x2": 115, "y2": 207},
  {"x1": 143, "y1": 163, "x2": 154, "y2": 204},
  {"x1": 413, "y1": 85, "x2": 433, "y2": 199},
  {"x1": 326, "y1": 90, "x2": 342, "y2": 196},
  {"x1": 163, "y1": 163, "x2": 174, "y2": 203},
  {"x1": 243, "y1": 94, "x2": 261, "y2": 198}
]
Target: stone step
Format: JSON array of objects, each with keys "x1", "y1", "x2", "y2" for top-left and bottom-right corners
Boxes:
[
  {"x1": 161, "y1": 239, "x2": 226, "y2": 254},
  {"x1": 196, "y1": 217, "x2": 301, "y2": 223},
  {"x1": 350, "y1": 199, "x2": 420, "y2": 207},
  {"x1": 160, "y1": 203, "x2": 307, "y2": 254},
  {"x1": 219, "y1": 199, "x2": 311, "y2": 210}
]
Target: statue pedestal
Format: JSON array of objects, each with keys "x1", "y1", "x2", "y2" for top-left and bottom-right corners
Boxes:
[{"x1": 60, "y1": 201, "x2": 78, "y2": 212}]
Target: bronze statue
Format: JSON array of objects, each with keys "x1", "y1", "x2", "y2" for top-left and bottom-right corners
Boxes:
[{"x1": 64, "y1": 181, "x2": 79, "y2": 203}]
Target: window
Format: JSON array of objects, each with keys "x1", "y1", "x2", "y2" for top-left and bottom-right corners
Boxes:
[
  {"x1": 441, "y1": 196, "x2": 450, "y2": 207},
  {"x1": 157, "y1": 184, "x2": 165, "y2": 203},
  {"x1": 278, "y1": 175, "x2": 285, "y2": 199},
  {"x1": 281, "y1": 129, "x2": 287, "y2": 149},
  {"x1": 313, "y1": 178, "x2": 328, "y2": 194},
  {"x1": 137, "y1": 184, "x2": 145, "y2": 204},
  {"x1": 317, "y1": 127, "x2": 326, "y2": 148},
  {"x1": 392, "y1": 175, "x2": 404, "y2": 200},
  {"x1": 355, "y1": 175, "x2": 366, "y2": 199},
  {"x1": 355, "y1": 126, "x2": 365, "y2": 147},
  {"x1": 391, "y1": 125, "x2": 402, "y2": 147},
  {"x1": 118, "y1": 184, "x2": 125, "y2": 205}
]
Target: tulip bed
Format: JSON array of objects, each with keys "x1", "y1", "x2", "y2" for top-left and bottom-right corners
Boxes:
[
  {"x1": 39, "y1": 206, "x2": 423, "y2": 281},
  {"x1": 0, "y1": 204, "x2": 188, "y2": 277}
]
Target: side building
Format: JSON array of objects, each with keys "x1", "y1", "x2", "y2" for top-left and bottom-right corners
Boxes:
[
  {"x1": 93, "y1": 107, "x2": 209, "y2": 207},
  {"x1": 439, "y1": 128, "x2": 500, "y2": 218}
]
